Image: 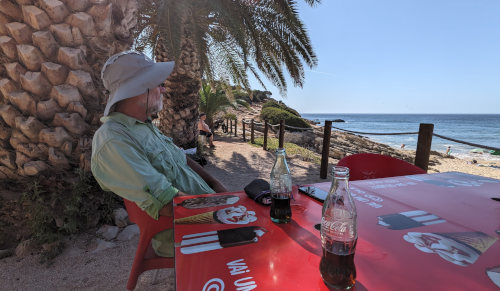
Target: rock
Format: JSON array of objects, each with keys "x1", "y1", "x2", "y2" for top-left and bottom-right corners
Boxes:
[
  {"x1": 117, "y1": 224, "x2": 139, "y2": 241},
  {"x1": 0, "y1": 249, "x2": 14, "y2": 259},
  {"x1": 15, "y1": 239, "x2": 35, "y2": 257},
  {"x1": 113, "y1": 208, "x2": 129, "y2": 227},
  {"x1": 91, "y1": 238, "x2": 117, "y2": 253},
  {"x1": 96, "y1": 224, "x2": 120, "y2": 241},
  {"x1": 332, "y1": 119, "x2": 345, "y2": 122}
]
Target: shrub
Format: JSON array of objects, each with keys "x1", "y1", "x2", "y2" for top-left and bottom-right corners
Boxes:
[
  {"x1": 21, "y1": 170, "x2": 121, "y2": 263},
  {"x1": 284, "y1": 131, "x2": 317, "y2": 149},
  {"x1": 262, "y1": 99, "x2": 301, "y2": 117},
  {"x1": 223, "y1": 113, "x2": 237, "y2": 120},
  {"x1": 260, "y1": 107, "x2": 311, "y2": 130},
  {"x1": 251, "y1": 137, "x2": 320, "y2": 164}
]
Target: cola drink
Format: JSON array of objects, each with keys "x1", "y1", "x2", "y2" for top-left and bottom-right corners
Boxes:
[
  {"x1": 319, "y1": 240, "x2": 357, "y2": 290},
  {"x1": 270, "y1": 194, "x2": 291, "y2": 222},
  {"x1": 320, "y1": 166, "x2": 357, "y2": 290},
  {"x1": 269, "y1": 148, "x2": 292, "y2": 223}
]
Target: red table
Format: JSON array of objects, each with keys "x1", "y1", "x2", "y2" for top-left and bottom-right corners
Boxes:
[{"x1": 174, "y1": 172, "x2": 500, "y2": 290}]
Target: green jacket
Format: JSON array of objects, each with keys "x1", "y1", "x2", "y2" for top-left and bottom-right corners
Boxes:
[{"x1": 91, "y1": 112, "x2": 214, "y2": 256}]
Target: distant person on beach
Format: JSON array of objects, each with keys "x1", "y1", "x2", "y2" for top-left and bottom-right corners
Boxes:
[
  {"x1": 198, "y1": 113, "x2": 215, "y2": 148},
  {"x1": 401, "y1": 144, "x2": 406, "y2": 149},
  {"x1": 91, "y1": 51, "x2": 227, "y2": 258},
  {"x1": 446, "y1": 146, "x2": 452, "y2": 156}
]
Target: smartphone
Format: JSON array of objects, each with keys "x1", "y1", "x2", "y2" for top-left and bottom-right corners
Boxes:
[{"x1": 298, "y1": 186, "x2": 329, "y2": 202}]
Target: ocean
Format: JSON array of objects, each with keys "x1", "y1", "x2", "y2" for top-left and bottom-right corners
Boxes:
[{"x1": 301, "y1": 114, "x2": 500, "y2": 161}]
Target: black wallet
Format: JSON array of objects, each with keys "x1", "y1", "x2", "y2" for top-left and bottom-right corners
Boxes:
[{"x1": 244, "y1": 179, "x2": 271, "y2": 205}]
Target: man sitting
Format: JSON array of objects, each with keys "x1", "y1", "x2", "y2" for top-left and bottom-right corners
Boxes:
[{"x1": 91, "y1": 51, "x2": 227, "y2": 257}]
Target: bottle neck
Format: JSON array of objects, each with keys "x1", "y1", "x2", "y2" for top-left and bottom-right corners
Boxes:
[
  {"x1": 328, "y1": 166, "x2": 350, "y2": 195},
  {"x1": 273, "y1": 149, "x2": 289, "y2": 169},
  {"x1": 331, "y1": 176, "x2": 349, "y2": 192}
]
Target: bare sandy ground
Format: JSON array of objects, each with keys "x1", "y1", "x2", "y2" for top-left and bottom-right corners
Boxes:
[{"x1": 1, "y1": 133, "x2": 499, "y2": 290}]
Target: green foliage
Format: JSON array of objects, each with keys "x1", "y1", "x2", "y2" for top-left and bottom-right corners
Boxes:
[
  {"x1": 232, "y1": 88, "x2": 271, "y2": 104},
  {"x1": 262, "y1": 99, "x2": 301, "y2": 117},
  {"x1": 199, "y1": 82, "x2": 233, "y2": 127},
  {"x1": 21, "y1": 170, "x2": 120, "y2": 262},
  {"x1": 134, "y1": 0, "x2": 319, "y2": 95},
  {"x1": 260, "y1": 107, "x2": 311, "y2": 130},
  {"x1": 251, "y1": 137, "x2": 320, "y2": 164},
  {"x1": 223, "y1": 113, "x2": 237, "y2": 120}
]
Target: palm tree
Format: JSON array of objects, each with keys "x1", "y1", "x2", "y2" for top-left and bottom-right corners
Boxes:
[
  {"x1": 134, "y1": 0, "x2": 319, "y2": 149},
  {"x1": 199, "y1": 81, "x2": 249, "y2": 128},
  {"x1": 0, "y1": 0, "x2": 139, "y2": 180}
]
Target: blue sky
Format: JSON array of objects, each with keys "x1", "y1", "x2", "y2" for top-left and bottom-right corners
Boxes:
[{"x1": 248, "y1": 0, "x2": 500, "y2": 114}]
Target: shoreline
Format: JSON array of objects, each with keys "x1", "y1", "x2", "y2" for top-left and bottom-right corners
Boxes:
[{"x1": 301, "y1": 114, "x2": 500, "y2": 162}]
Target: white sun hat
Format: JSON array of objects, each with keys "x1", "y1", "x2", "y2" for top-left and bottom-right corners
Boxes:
[{"x1": 101, "y1": 51, "x2": 175, "y2": 116}]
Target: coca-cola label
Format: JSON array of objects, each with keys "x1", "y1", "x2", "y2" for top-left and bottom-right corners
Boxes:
[
  {"x1": 321, "y1": 217, "x2": 348, "y2": 233},
  {"x1": 321, "y1": 216, "x2": 355, "y2": 241}
]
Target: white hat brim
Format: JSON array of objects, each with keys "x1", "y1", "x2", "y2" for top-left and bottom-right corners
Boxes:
[{"x1": 103, "y1": 61, "x2": 175, "y2": 116}]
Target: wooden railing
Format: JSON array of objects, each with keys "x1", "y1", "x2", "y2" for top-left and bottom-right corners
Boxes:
[{"x1": 224, "y1": 118, "x2": 499, "y2": 179}]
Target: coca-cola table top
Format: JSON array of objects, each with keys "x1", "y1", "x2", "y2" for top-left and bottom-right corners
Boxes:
[{"x1": 174, "y1": 172, "x2": 500, "y2": 291}]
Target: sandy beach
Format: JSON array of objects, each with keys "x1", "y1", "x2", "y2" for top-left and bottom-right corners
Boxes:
[{"x1": 1, "y1": 129, "x2": 499, "y2": 290}]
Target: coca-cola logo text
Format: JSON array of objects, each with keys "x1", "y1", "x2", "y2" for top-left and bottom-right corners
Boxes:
[{"x1": 321, "y1": 217, "x2": 348, "y2": 233}]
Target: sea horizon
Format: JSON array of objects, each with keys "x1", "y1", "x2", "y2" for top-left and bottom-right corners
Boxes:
[{"x1": 301, "y1": 113, "x2": 500, "y2": 162}]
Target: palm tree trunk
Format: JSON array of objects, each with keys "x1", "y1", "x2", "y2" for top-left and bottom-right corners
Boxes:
[
  {"x1": 156, "y1": 14, "x2": 201, "y2": 150},
  {"x1": 0, "y1": 0, "x2": 138, "y2": 180}
]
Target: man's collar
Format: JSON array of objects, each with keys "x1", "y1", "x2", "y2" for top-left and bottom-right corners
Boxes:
[{"x1": 100, "y1": 112, "x2": 147, "y2": 128}]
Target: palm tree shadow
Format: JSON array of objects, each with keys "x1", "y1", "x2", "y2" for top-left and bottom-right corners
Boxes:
[
  {"x1": 276, "y1": 220, "x2": 322, "y2": 256},
  {"x1": 205, "y1": 150, "x2": 274, "y2": 191}
]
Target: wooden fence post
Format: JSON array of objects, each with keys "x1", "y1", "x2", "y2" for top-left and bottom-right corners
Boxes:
[
  {"x1": 415, "y1": 123, "x2": 434, "y2": 172},
  {"x1": 242, "y1": 120, "x2": 246, "y2": 141},
  {"x1": 278, "y1": 119, "x2": 285, "y2": 148},
  {"x1": 320, "y1": 120, "x2": 332, "y2": 179},
  {"x1": 230, "y1": 119, "x2": 233, "y2": 133},
  {"x1": 234, "y1": 119, "x2": 237, "y2": 137},
  {"x1": 251, "y1": 119, "x2": 255, "y2": 144},
  {"x1": 263, "y1": 120, "x2": 268, "y2": 150}
]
